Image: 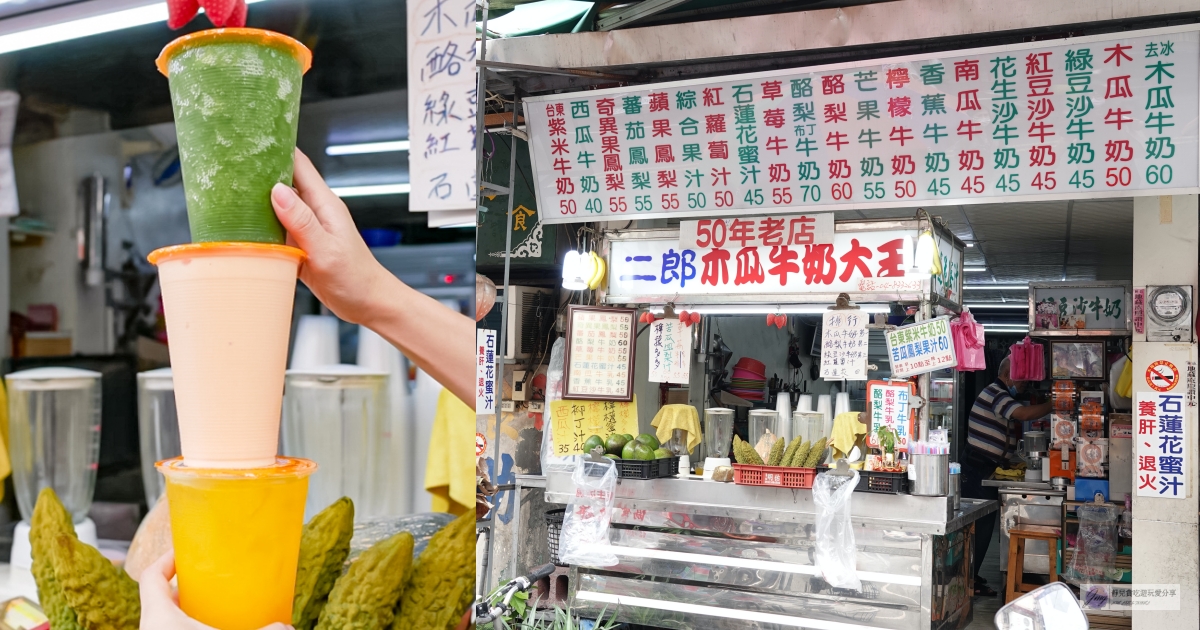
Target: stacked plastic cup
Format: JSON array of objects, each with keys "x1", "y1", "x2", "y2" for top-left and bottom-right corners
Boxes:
[{"x1": 149, "y1": 28, "x2": 316, "y2": 630}]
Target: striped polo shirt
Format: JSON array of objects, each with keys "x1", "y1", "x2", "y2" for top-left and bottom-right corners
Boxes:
[{"x1": 967, "y1": 380, "x2": 1021, "y2": 464}]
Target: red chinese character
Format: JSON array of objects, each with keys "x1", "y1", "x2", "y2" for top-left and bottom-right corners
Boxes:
[
  {"x1": 729, "y1": 219, "x2": 755, "y2": 247},
  {"x1": 956, "y1": 90, "x2": 980, "y2": 112},
  {"x1": 822, "y1": 75, "x2": 845, "y2": 95},
  {"x1": 768, "y1": 163, "x2": 791, "y2": 182},
  {"x1": 761, "y1": 80, "x2": 783, "y2": 100},
  {"x1": 652, "y1": 119, "x2": 672, "y2": 137},
  {"x1": 703, "y1": 87, "x2": 724, "y2": 106},
  {"x1": 828, "y1": 159, "x2": 852, "y2": 179},
  {"x1": 1138, "y1": 400, "x2": 1157, "y2": 416},
  {"x1": 765, "y1": 136, "x2": 788, "y2": 155},
  {"x1": 1103, "y1": 140, "x2": 1133, "y2": 162},
  {"x1": 1138, "y1": 474, "x2": 1157, "y2": 491},
  {"x1": 1025, "y1": 52, "x2": 1052, "y2": 76},
  {"x1": 954, "y1": 59, "x2": 979, "y2": 82},
  {"x1": 1029, "y1": 145, "x2": 1056, "y2": 166},
  {"x1": 889, "y1": 126, "x2": 914, "y2": 146},
  {"x1": 838, "y1": 238, "x2": 873, "y2": 282},
  {"x1": 555, "y1": 177, "x2": 574, "y2": 195},
  {"x1": 550, "y1": 139, "x2": 570, "y2": 155},
  {"x1": 770, "y1": 246, "x2": 803, "y2": 285},
  {"x1": 826, "y1": 132, "x2": 849, "y2": 151},
  {"x1": 1104, "y1": 108, "x2": 1133, "y2": 130},
  {"x1": 553, "y1": 158, "x2": 572, "y2": 174},
  {"x1": 548, "y1": 119, "x2": 568, "y2": 136},
  {"x1": 891, "y1": 155, "x2": 916, "y2": 175},
  {"x1": 885, "y1": 68, "x2": 910, "y2": 89},
  {"x1": 708, "y1": 141, "x2": 729, "y2": 160},
  {"x1": 801, "y1": 244, "x2": 835, "y2": 285},
  {"x1": 1105, "y1": 76, "x2": 1133, "y2": 99},
  {"x1": 655, "y1": 145, "x2": 675, "y2": 163},
  {"x1": 1028, "y1": 98, "x2": 1054, "y2": 120},
  {"x1": 1139, "y1": 418, "x2": 1156, "y2": 434},
  {"x1": 1103, "y1": 43, "x2": 1133, "y2": 66},
  {"x1": 1028, "y1": 121, "x2": 1054, "y2": 142},
  {"x1": 759, "y1": 217, "x2": 785, "y2": 245},
  {"x1": 787, "y1": 217, "x2": 815, "y2": 244},
  {"x1": 603, "y1": 154, "x2": 622, "y2": 172},
  {"x1": 701, "y1": 248, "x2": 731, "y2": 286},
  {"x1": 711, "y1": 167, "x2": 730, "y2": 186},
  {"x1": 824, "y1": 102, "x2": 848, "y2": 123},
  {"x1": 605, "y1": 173, "x2": 625, "y2": 190},
  {"x1": 1138, "y1": 455, "x2": 1157, "y2": 471},
  {"x1": 888, "y1": 97, "x2": 912, "y2": 117},
  {"x1": 958, "y1": 150, "x2": 984, "y2": 171},
  {"x1": 956, "y1": 120, "x2": 982, "y2": 140},
  {"x1": 601, "y1": 135, "x2": 620, "y2": 153},
  {"x1": 648, "y1": 92, "x2": 669, "y2": 112},
  {"x1": 876, "y1": 239, "x2": 905, "y2": 277},
  {"x1": 763, "y1": 108, "x2": 786, "y2": 128},
  {"x1": 705, "y1": 114, "x2": 726, "y2": 134},
  {"x1": 735, "y1": 247, "x2": 765, "y2": 285},
  {"x1": 597, "y1": 98, "x2": 616, "y2": 116},
  {"x1": 657, "y1": 170, "x2": 678, "y2": 187}
]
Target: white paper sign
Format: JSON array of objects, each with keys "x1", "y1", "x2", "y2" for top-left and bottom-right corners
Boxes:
[
  {"x1": 407, "y1": 0, "x2": 477, "y2": 212},
  {"x1": 476, "y1": 329, "x2": 497, "y2": 414},
  {"x1": 1135, "y1": 391, "x2": 1187, "y2": 499},
  {"x1": 884, "y1": 316, "x2": 957, "y2": 377},
  {"x1": 820, "y1": 310, "x2": 869, "y2": 380},
  {"x1": 679, "y1": 213, "x2": 834, "y2": 250},
  {"x1": 526, "y1": 27, "x2": 1200, "y2": 224},
  {"x1": 648, "y1": 320, "x2": 691, "y2": 384}
]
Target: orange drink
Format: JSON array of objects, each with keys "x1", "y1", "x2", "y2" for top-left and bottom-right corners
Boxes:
[{"x1": 158, "y1": 457, "x2": 315, "y2": 630}]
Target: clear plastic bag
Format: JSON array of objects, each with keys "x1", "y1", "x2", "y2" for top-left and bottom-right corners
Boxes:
[
  {"x1": 558, "y1": 457, "x2": 619, "y2": 567},
  {"x1": 1066, "y1": 503, "x2": 1121, "y2": 583},
  {"x1": 541, "y1": 338, "x2": 577, "y2": 474},
  {"x1": 812, "y1": 469, "x2": 862, "y2": 591}
]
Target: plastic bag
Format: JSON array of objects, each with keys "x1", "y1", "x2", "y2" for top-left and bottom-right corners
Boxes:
[
  {"x1": 951, "y1": 310, "x2": 986, "y2": 371},
  {"x1": 541, "y1": 338, "x2": 576, "y2": 474},
  {"x1": 1066, "y1": 503, "x2": 1121, "y2": 583},
  {"x1": 1010, "y1": 336, "x2": 1045, "y2": 381},
  {"x1": 812, "y1": 469, "x2": 861, "y2": 590},
  {"x1": 558, "y1": 457, "x2": 619, "y2": 567}
]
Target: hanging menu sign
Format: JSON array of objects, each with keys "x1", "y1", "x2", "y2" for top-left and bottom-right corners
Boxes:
[
  {"x1": 549, "y1": 397, "x2": 640, "y2": 455},
  {"x1": 884, "y1": 316, "x2": 957, "y2": 377},
  {"x1": 564, "y1": 306, "x2": 637, "y2": 401},
  {"x1": 820, "y1": 310, "x2": 870, "y2": 380},
  {"x1": 648, "y1": 319, "x2": 691, "y2": 384},
  {"x1": 866, "y1": 380, "x2": 916, "y2": 451},
  {"x1": 1135, "y1": 391, "x2": 1188, "y2": 499},
  {"x1": 476, "y1": 329, "x2": 497, "y2": 414},
  {"x1": 526, "y1": 27, "x2": 1200, "y2": 224}
]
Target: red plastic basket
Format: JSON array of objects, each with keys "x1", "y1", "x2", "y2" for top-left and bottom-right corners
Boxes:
[{"x1": 732, "y1": 464, "x2": 816, "y2": 489}]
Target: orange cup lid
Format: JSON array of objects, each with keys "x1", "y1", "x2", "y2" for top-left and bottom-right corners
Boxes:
[
  {"x1": 157, "y1": 28, "x2": 312, "y2": 77},
  {"x1": 148, "y1": 241, "x2": 306, "y2": 266},
  {"x1": 156, "y1": 456, "x2": 317, "y2": 478}
]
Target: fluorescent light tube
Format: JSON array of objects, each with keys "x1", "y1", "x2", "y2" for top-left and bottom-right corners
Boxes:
[
  {"x1": 963, "y1": 266, "x2": 987, "y2": 272},
  {"x1": 0, "y1": 0, "x2": 271, "y2": 55},
  {"x1": 963, "y1": 284, "x2": 1029, "y2": 290},
  {"x1": 330, "y1": 183, "x2": 410, "y2": 197},
  {"x1": 325, "y1": 140, "x2": 410, "y2": 156},
  {"x1": 964, "y1": 303, "x2": 1029, "y2": 309}
]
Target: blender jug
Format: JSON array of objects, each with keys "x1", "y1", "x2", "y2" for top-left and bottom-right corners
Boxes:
[
  {"x1": 5, "y1": 367, "x2": 102, "y2": 568},
  {"x1": 282, "y1": 365, "x2": 389, "y2": 521},
  {"x1": 703, "y1": 407, "x2": 734, "y2": 479},
  {"x1": 748, "y1": 409, "x2": 781, "y2": 450},
  {"x1": 137, "y1": 368, "x2": 180, "y2": 509}
]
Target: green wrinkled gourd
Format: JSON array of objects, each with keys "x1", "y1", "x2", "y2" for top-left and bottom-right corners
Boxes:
[
  {"x1": 31, "y1": 489, "x2": 84, "y2": 630},
  {"x1": 293, "y1": 497, "x2": 356, "y2": 630},
  {"x1": 780, "y1": 437, "x2": 802, "y2": 468},
  {"x1": 789, "y1": 440, "x2": 811, "y2": 468},
  {"x1": 766, "y1": 437, "x2": 785, "y2": 466},
  {"x1": 391, "y1": 512, "x2": 475, "y2": 630},
  {"x1": 49, "y1": 533, "x2": 140, "y2": 630},
  {"x1": 803, "y1": 437, "x2": 828, "y2": 468},
  {"x1": 315, "y1": 531, "x2": 414, "y2": 630}
]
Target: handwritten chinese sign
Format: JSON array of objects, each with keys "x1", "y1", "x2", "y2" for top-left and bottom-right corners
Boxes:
[
  {"x1": 885, "y1": 316, "x2": 957, "y2": 377},
  {"x1": 820, "y1": 310, "x2": 869, "y2": 380},
  {"x1": 649, "y1": 320, "x2": 690, "y2": 384},
  {"x1": 607, "y1": 228, "x2": 927, "y2": 300},
  {"x1": 1135, "y1": 391, "x2": 1188, "y2": 499},
  {"x1": 1033, "y1": 285, "x2": 1128, "y2": 330},
  {"x1": 550, "y1": 397, "x2": 640, "y2": 455},
  {"x1": 1133, "y1": 287, "x2": 1146, "y2": 333},
  {"x1": 527, "y1": 28, "x2": 1199, "y2": 224},
  {"x1": 476, "y1": 329, "x2": 496, "y2": 414},
  {"x1": 679, "y1": 213, "x2": 834, "y2": 250},
  {"x1": 407, "y1": 0, "x2": 476, "y2": 212},
  {"x1": 564, "y1": 306, "x2": 636, "y2": 400},
  {"x1": 866, "y1": 380, "x2": 916, "y2": 450}
]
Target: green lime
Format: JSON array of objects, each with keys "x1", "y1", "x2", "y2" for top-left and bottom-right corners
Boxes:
[
  {"x1": 635, "y1": 433, "x2": 661, "y2": 450},
  {"x1": 583, "y1": 435, "x2": 605, "y2": 455},
  {"x1": 605, "y1": 434, "x2": 630, "y2": 456},
  {"x1": 632, "y1": 443, "x2": 656, "y2": 461},
  {"x1": 653, "y1": 447, "x2": 672, "y2": 459},
  {"x1": 622, "y1": 440, "x2": 638, "y2": 460}
]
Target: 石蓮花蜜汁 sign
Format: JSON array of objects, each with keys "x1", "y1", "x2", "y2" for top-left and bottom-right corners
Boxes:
[
  {"x1": 1135, "y1": 391, "x2": 1188, "y2": 499},
  {"x1": 885, "y1": 317, "x2": 958, "y2": 377},
  {"x1": 526, "y1": 27, "x2": 1199, "y2": 224}
]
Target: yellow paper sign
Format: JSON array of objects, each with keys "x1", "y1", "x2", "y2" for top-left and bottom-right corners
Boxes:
[{"x1": 550, "y1": 396, "x2": 639, "y2": 456}]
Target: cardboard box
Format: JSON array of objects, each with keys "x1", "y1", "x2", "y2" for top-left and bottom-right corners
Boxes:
[{"x1": 20, "y1": 332, "x2": 71, "y2": 357}]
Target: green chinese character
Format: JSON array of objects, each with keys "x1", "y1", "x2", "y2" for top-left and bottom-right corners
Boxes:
[
  {"x1": 732, "y1": 84, "x2": 754, "y2": 104},
  {"x1": 794, "y1": 102, "x2": 815, "y2": 122},
  {"x1": 679, "y1": 117, "x2": 699, "y2": 135},
  {"x1": 625, "y1": 121, "x2": 645, "y2": 140},
  {"x1": 989, "y1": 56, "x2": 1016, "y2": 79},
  {"x1": 993, "y1": 147, "x2": 1019, "y2": 169},
  {"x1": 631, "y1": 171, "x2": 651, "y2": 189},
  {"x1": 1064, "y1": 49, "x2": 1093, "y2": 72},
  {"x1": 858, "y1": 128, "x2": 881, "y2": 148},
  {"x1": 791, "y1": 78, "x2": 813, "y2": 98},
  {"x1": 622, "y1": 95, "x2": 642, "y2": 114},
  {"x1": 923, "y1": 123, "x2": 947, "y2": 144},
  {"x1": 1066, "y1": 95, "x2": 1094, "y2": 118},
  {"x1": 919, "y1": 63, "x2": 945, "y2": 85},
  {"x1": 1146, "y1": 86, "x2": 1174, "y2": 109},
  {"x1": 575, "y1": 126, "x2": 593, "y2": 143},
  {"x1": 921, "y1": 94, "x2": 946, "y2": 115},
  {"x1": 629, "y1": 146, "x2": 647, "y2": 165},
  {"x1": 1067, "y1": 142, "x2": 1095, "y2": 164},
  {"x1": 734, "y1": 104, "x2": 756, "y2": 125},
  {"x1": 925, "y1": 152, "x2": 949, "y2": 173},
  {"x1": 854, "y1": 70, "x2": 878, "y2": 92},
  {"x1": 859, "y1": 157, "x2": 884, "y2": 177},
  {"x1": 1145, "y1": 61, "x2": 1175, "y2": 85},
  {"x1": 992, "y1": 101, "x2": 1018, "y2": 124},
  {"x1": 676, "y1": 90, "x2": 697, "y2": 109},
  {"x1": 571, "y1": 101, "x2": 590, "y2": 118},
  {"x1": 682, "y1": 143, "x2": 702, "y2": 161},
  {"x1": 1066, "y1": 119, "x2": 1094, "y2": 140},
  {"x1": 857, "y1": 100, "x2": 880, "y2": 120},
  {"x1": 1145, "y1": 137, "x2": 1176, "y2": 159}
]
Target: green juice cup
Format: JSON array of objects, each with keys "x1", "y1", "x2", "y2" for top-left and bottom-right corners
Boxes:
[{"x1": 157, "y1": 29, "x2": 312, "y2": 244}]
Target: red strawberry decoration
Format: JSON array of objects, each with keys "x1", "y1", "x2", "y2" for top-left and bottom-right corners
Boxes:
[
  {"x1": 225, "y1": 0, "x2": 248, "y2": 28},
  {"x1": 766, "y1": 314, "x2": 775, "y2": 327},
  {"x1": 678, "y1": 311, "x2": 690, "y2": 326},
  {"x1": 690, "y1": 312, "x2": 701, "y2": 325},
  {"x1": 167, "y1": 0, "x2": 199, "y2": 29},
  {"x1": 775, "y1": 314, "x2": 787, "y2": 329},
  {"x1": 202, "y1": 0, "x2": 239, "y2": 26},
  {"x1": 167, "y1": 0, "x2": 248, "y2": 30}
]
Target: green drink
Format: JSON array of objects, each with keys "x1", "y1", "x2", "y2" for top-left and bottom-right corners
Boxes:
[{"x1": 158, "y1": 29, "x2": 312, "y2": 244}]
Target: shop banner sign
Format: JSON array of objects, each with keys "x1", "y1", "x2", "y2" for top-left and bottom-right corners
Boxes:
[
  {"x1": 607, "y1": 229, "x2": 928, "y2": 299},
  {"x1": 1135, "y1": 391, "x2": 1188, "y2": 499},
  {"x1": 820, "y1": 310, "x2": 869, "y2": 380},
  {"x1": 407, "y1": 0, "x2": 477, "y2": 212},
  {"x1": 1033, "y1": 286, "x2": 1127, "y2": 330},
  {"x1": 549, "y1": 397, "x2": 639, "y2": 456},
  {"x1": 526, "y1": 27, "x2": 1199, "y2": 224},
  {"x1": 678, "y1": 213, "x2": 834, "y2": 250},
  {"x1": 866, "y1": 380, "x2": 916, "y2": 450},
  {"x1": 885, "y1": 317, "x2": 957, "y2": 377},
  {"x1": 648, "y1": 320, "x2": 690, "y2": 384},
  {"x1": 476, "y1": 329, "x2": 497, "y2": 414}
]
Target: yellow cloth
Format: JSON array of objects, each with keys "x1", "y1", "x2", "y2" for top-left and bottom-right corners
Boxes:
[
  {"x1": 650, "y1": 404, "x2": 702, "y2": 453},
  {"x1": 993, "y1": 467, "x2": 1025, "y2": 480},
  {"x1": 1116, "y1": 354, "x2": 1133, "y2": 398},
  {"x1": 0, "y1": 381, "x2": 9, "y2": 501},
  {"x1": 830, "y1": 411, "x2": 867, "y2": 456},
  {"x1": 425, "y1": 389, "x2": 474, "y2": 516}
]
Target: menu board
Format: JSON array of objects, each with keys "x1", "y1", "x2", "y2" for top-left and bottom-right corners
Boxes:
[
  {"x1": 820, "y1": 310, "x2": 869, "y2": 380},
  {"x1": 476, "y1": 329, "x2": 497, "y2": 414},
  {"x1": 648, "y1": 320, "x2": 690, "y2": 384},
  {"x1": 406, "y1": 0, "x2": 477, "y2": 212},
  {"x1": 564, "y1": 306, "x2": 637, "y2": 400},
  {"x1": 1033, "y1": 285, "x2": 1128, "y2": 330},
  {"x1": 527, "y1": 27, "x2": 1199, "y2": 224},
  {"x1": 885, "y1": 316, "x2": 958, "y2": 377},
  {"x1": 549, "y1": 398, "x2": 640, "y2": 456},
  {"x1": 866, "y1": 380, "x2": 916, "y2": 451},
  {"x1": 1135, "y1": 391, "x2": 1187, "y2": 499}
]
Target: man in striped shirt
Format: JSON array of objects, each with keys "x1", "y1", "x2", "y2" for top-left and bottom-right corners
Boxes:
[{"x1": 962, "y1": 355, "x2": 1051, "y2": 597}]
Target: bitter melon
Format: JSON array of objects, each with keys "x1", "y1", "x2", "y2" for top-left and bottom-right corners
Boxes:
[
  {"x1": 803, "y1": 437, "x2": 828, "y2": 468},
  {"x1": 391, "y1": 512, "x2": 475, "y2": 629},
  {"x1": 315, "y1": 531, "x2": 413, "y2": 630},
  {"x1": 49, "y1": 533, "x2": 139, "y2": 630},
  {"x1": 294, "y1": 497, "x2": 355, "y2": 630},
  {"x1": 766, "y1": 437, "x2": 785, "y2": 466},
  {"x1": 30, "y1": 489, "x2": 84, "y2": 630},
  {"x1": 789, "y1": 440, "x2": 811, "y2": 468}
]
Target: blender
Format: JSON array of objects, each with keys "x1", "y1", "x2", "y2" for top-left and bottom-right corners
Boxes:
[
  {"x1": 702, "y1": 407, "x2": 734, "y2": 480},
  {"x1": 282, "y1": 365, "x2": 390, "y2": 521},
  {"x1": 1021, "y1": 430, "x2": 1049, "y2": 482},
  {"x1": 5, "y1": 367, "x2": 102, "y2": 569},
  {"x1": 137, "y1": 367, "x2": 180, "y2": 509},
  {"x1": 748, "y1": 409, "x2": 781, "y2": 455}
]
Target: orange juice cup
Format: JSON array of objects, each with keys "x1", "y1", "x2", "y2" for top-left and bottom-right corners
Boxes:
[
  {"x1": 149, "y1": 243, "x2": 304, "y2": 468},
  {"x1": 158, "y1": 457, "x2": 315, "y2": 630}
]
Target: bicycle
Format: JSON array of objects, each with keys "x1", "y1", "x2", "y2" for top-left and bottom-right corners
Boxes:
[{"x1": 475, "y1": 562, "x2": 558, "y2": 628}]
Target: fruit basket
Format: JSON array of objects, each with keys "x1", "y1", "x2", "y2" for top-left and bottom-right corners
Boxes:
[
  {"x1": 615, "y1": 456, "x2": 680, "y2": 479},
  {"x1": 732, "y1": 464, "x2": 817, "y2": 489}
]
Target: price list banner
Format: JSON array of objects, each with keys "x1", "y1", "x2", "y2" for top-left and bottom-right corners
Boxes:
[
  {"x1": 648, "y1": 320, "x2": 690, "y2": 384},
  {"x1": 820, "y1": 310, "x2": 869, "y2": 380},
  {"x1": 550, "y1": 398, "x2": 639, "y2": 456},
  {"x1": 407, "y1": 0, "x2": 477, "y2": 212},
  {"x1": 526, "y1": 27, "x2": 1199, "y2": 223},
  {"x1": 866, "y1": 381, "x2": 915, "y2": 450},
  {"x1": 885, "y1": 316, "x2": 957, "y2": 377},
  {"x1": 564, "y1": 306, "x2": 637, "y2": 401}
]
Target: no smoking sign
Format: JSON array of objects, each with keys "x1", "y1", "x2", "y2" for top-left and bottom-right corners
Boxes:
[{"x1": 1146, "y1": 360, "x2": 1179, "y2": 392}]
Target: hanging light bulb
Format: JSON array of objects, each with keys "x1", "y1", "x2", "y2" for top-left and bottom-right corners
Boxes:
[
  {"x1": 911, "y1": 230, "x2": 936, "y2": 278},
  {"x1": 561, "y1": 250, "x2": 590, "y2": 290}
]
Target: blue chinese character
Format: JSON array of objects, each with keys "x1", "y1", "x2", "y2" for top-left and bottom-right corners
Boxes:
[
  {"x1": 1158, "y1": 394, "x2": 1183, "y2": 414},
  {"x1": 660, "y1": 249, "x2": 697, "y2": 288}
]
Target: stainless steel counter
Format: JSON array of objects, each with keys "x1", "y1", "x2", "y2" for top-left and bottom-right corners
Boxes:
[{"x1": 545, "y1": 473, "x2": 997, "y2": 630}]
